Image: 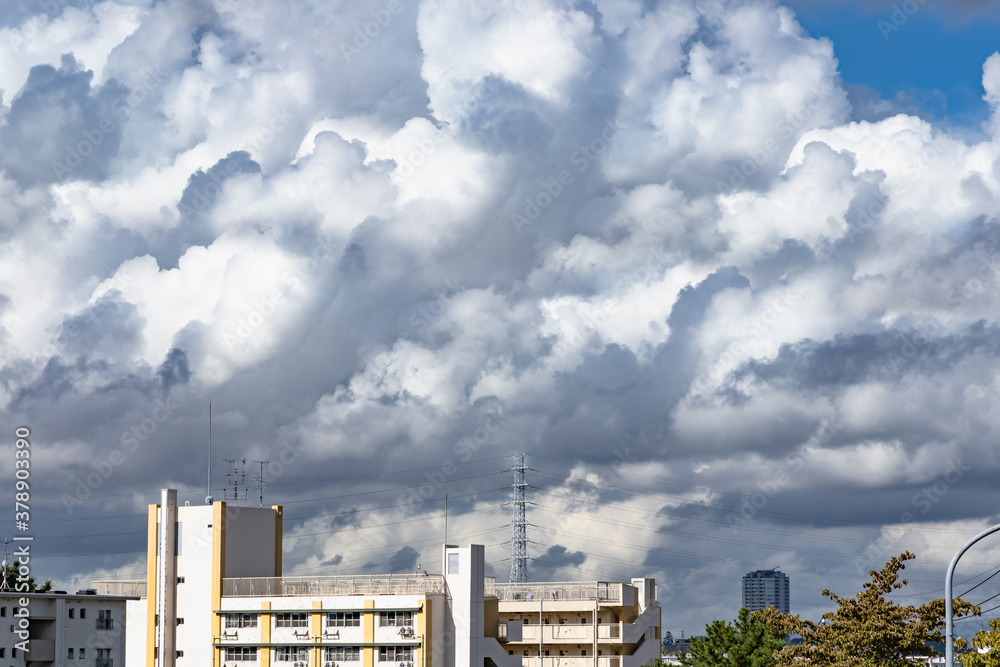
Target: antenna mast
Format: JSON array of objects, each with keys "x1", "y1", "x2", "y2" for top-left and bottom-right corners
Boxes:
[
  {"x1": 206, "y1": 403, "x2": 214, "y2": 505},
  {"x1": 223, "y1": 458, "x2": 248, "y2": 505},
  {"x1": 253, "y1": 460, "x2": 270, "y2": 508},
  {"x1": 508, "y1": 453, "x2": 530, "y2": 584}
]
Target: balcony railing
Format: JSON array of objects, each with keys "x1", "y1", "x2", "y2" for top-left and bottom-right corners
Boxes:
[
  {"x1": 223, "y1": 574, "x2": 446, "y2": 597},
  {"x1": 90, "y1": 580, "x2": 147, "y2": 598},
  {"x1": 95, "y1": 660, "x2": 112, "y2": 667},
  {"x1": 494, "y1": 582, "x2": 623, "y2": 602}
]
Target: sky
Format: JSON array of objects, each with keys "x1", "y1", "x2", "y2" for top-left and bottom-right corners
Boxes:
[{"x1": 2, "y1": 0, "x2": 1000, "y2": 640}]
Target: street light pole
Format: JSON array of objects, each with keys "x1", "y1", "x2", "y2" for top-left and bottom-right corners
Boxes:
[{"x1": 946, "y1": 523, "x2": 1000, "y2": 667}]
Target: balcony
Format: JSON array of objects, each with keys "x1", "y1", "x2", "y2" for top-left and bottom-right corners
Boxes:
[
  {"x1": 90, "y1": 580, "x2": 147, "y2": 598},
  {"x1": 223, "y1": 574, "x2": 446, "y2": 597},
  {"x1": 519, "y1": 657, "x2": 622, "y2": 667},
  {"x1": 95, "y1": 661, "x2": 112, "y2": 667},
  {"x1": 504, "y1": 624, "x2": 621, "y2": 643},
  {"x1": 494, "y1": 583, "x2": 622, "y2": 603}
]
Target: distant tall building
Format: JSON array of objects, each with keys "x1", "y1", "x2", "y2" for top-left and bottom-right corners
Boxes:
[{"x1": 742, "y1": 569, "x2": 790, "y2": 613}]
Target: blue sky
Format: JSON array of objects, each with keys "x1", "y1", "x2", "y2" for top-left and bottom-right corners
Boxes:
[{"x1": 786, "y1": 0, "x2": 1000, "y2": 130}]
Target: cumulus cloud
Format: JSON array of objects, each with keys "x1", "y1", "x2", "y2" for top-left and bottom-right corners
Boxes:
[{"x1": 4, "y1": 0, "x2": 1000, "y2": 636}]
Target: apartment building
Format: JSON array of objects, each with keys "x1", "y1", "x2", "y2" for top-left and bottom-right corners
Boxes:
[
  {"x1": 741, "y1": 570, "x2": 789, "y2": 614},
  {"x1": 94, "y1": 489, "x2": 660, "y2": 667},
  {"x1": 0, "y1": 589, "x2": 132, "y2": 667},
  {"x1": 493, "y1": 579, "x2": 660, "y2": 667}
]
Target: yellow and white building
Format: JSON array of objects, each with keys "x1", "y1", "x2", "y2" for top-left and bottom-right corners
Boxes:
[
  {"x1": 495, "y1": 580, "x2": 660, "y2": 667},
  {"x1": 94, "y1": 489, "x2": 659, "y2": 667}
]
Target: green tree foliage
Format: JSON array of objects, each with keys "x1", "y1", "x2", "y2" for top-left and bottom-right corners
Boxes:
[
  {"x1": 680, "y1": 607, "x2": 785, "y2": 667},
  {"x1": 956, "y1": 619, "x2": 1000, "y2": 667},
  {"x1": 756, "y1": 551, "x2": 979, "y2": 667},
  {"x1": 0, "y1": 563, "x2": 52, "y2": 592}
]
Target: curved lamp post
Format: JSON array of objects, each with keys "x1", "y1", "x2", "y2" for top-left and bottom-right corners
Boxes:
[{"x1": 946, "y1": 523, "x2": 1000, "y2": 667}]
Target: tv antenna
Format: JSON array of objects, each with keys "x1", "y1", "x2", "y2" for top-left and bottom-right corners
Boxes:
[
  {"x1": 206, "y1": 403, "x2": 214, "y2": 505},
  {"x1": 252, "y1": 460, "x2": 270, "y2": 508},
  {"x1": 223, "y1": 458, "x2": 248, "y2": 505}
]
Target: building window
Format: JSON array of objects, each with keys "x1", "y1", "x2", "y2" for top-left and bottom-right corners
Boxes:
[
  {"x1": 225, "y1": 613, "x2": 258, "y2": 628},
  {"x1": 177, "y1": 618, "x2": 185, "y2": 625},
  {"x1": 276, "y1": 612, "x2": 308, "y2": 628},
  {"x1": 379, "y1": 611, "x2": 413, "y2": 627},
  {"x1": 176, "y1": 651, "x2": 184, "y2": 658},
  {"x1": 326, "y1": 646, "x2": 361, "y2": 662},
  {"x1": 0, "y1": 647, "x2": 5, "y2": 657},
  {"x1": 96, "y1": 648, "x2": 112, "y2": 667},
  {"x1": 0, "y1": 606, "x2": 5, "y2": 616},
  {"x1": 176, "y1": 577, "x2": 185, "y2": 584},
  {"x1": 274, "y1": 646, "x2": 309, "y2": 662},
  {"x1": 68, "y1": 648, "x2": 75, "y2": 659},
  {"x1": 327, "y1": 611, "x2": 361, "y2": 627},
  {"x1": 447, "y1": 553, "x2": 460, "y2": 574},
  {"x1": 69, "y1": 608, "x2": 75, "y2": 619},
  {"x1": 225, "y1": 647, "x2": 258, "y2": 661},
  {"x1": 97, "y1": 609, "x2": 113, "y2": 630},
  {"x1": 582, "y1": 651, "x2": 587, "y2": 657},
  {"x1": 379, "y1": 646, "x2": 413, "y2": 662},
  {"x1": 80, "y1": 608, "x2": 86, "y2": 619}
]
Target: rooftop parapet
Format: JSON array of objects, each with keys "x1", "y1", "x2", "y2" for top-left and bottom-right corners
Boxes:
[{"x1": 222, "y1": 573, "x2": 447, "y2": 597}]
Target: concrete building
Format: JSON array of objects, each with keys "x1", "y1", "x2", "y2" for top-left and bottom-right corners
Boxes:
[
  {"x1": 0, "y1": 589, "x2": 133, "y2": 667},
  {"x1": 741, "y1": 570, "x2": 789, "y2": 614},
  {"x1": 96, "y1": 489, "x2": 660, "y2": 667},
  {"x1": 494, "y1": 579, "x2": 660, "y2": 667}
]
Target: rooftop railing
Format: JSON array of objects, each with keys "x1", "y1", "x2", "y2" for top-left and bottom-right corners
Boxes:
[
  {"x1": 494, "y1": 582, "x2": 624, "y2": 602},
  {"x1": 90, "y1": 580, "x2": 147, "y2": 598},
  {"x1": 223, "y1": 574, "x2": 446, "y2": 598}
]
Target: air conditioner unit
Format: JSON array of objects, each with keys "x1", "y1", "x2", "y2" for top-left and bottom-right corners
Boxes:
[{"x1": 399, "y1": 626, "x2": 415, "y2": 636}]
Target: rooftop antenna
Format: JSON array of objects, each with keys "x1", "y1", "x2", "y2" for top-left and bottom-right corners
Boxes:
[
  {"x1": 223, "y1": 458, "x2": 248, "y2": 505},
  {"x1": 253, "y1": 460, "x2": 270, "y2": 508},
  {"x1": 445, "y1": 494, "x2": 448, "y2": 545},
  {"x1": 206, "y1": 403, "x2": 214, "y2": 505}
]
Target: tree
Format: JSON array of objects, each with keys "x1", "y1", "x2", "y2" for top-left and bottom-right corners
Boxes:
[
  {"x1": 0, "y1": 563, "x2": 52, "y2": 592},
  {"x1": 680, "y1": 607, "x2": 785, "y2": 667},
  {"x1": 757, "y1": 551, "x2": 979, "y2": 667},
  {"x1": 956, "y1": 618, "x2": 1000, "y2": 667}
]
